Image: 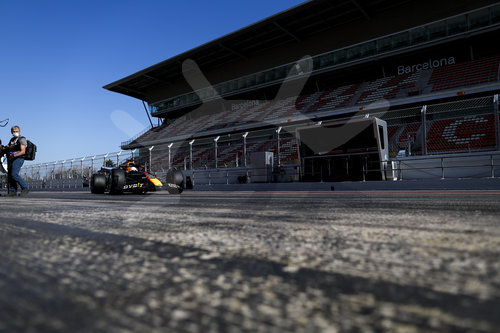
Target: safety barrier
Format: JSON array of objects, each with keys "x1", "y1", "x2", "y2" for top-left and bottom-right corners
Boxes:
[
  {"x1": 394, "y1": 152, "x2": 500, "y2": 180},
  {"x1": 25, "y1": 178, "x2": 86, "y2": 191},
  {"x1": 7, "y1": 152, "x2": 499, "y2": 192}
]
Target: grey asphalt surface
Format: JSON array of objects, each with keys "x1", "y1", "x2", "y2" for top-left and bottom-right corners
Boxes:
[{"x1": 1, "y1": 190, "x2": 500, "y2": 332}]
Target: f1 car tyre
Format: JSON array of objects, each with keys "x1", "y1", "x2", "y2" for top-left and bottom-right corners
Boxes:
[
  {"x1": 166, "y1": 183, "x2": 183, "y2": 195},
  {"x1": 166, "y1": 168, "x2": 184, "y2": 186},
  {"x1": 165, "y1": 168, "x2": 184, "y2": 194},
  {"x1": 90, "y1": 174, "x2": 106, "y2": 194},
  {"x1": 110, "y1": 168, "x2": 126, "y2": 194}
]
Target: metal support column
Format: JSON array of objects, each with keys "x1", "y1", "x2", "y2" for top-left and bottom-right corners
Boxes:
[
  {"x1": 276, "y1": 127, "x2": 282, "y2": 167},
  {"x1": 148, "y1": 146, "x2": 154, "y2": 173},
  {"x1": 91, "y1": 155, "x2": 96, "y2": 176},
  {"x1": 242, "y1": 132, "x2": 248, "y2": 167},
  {"x1": 189, "y1": 140, "x2": 195, "y2": 170},
  {"x1": 116, "y1": 151, "x2": 122, "y2": 167},
  {"x1": 80, "y1": 157, "x2": 85, "y2": 178},
  {"x1": 131, "y1": 149, "x2": 137, "y2": 163},
  {"x1": 494, "y1": 94, "x2": 500, "y2": 151},
  {"x1": 214, "y1": 136, "x2": 220, "y2": 169},
  {"x1": 421, "y1": 105, "x2": 427, "y2": 155},
  {"x1": 61, "y1": 160, "x2": 66, "y2": 179},
  {"x1": 168, "y1": 143, "x2": 173, "y2": 169}
]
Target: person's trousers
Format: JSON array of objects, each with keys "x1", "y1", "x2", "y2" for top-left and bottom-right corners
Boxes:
[{"x1": 8, "y1": 158, "x2": 28, "y2": 193}]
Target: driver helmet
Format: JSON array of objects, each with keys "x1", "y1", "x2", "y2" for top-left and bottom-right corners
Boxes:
[{"x1": 125, "y1": 162, "x2": 138, "y2": 172}]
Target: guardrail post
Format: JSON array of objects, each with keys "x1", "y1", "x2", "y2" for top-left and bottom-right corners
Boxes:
[
  {"x1": 117, "y1": 151, "x2": 122, "y2": 167},
  {"x1": 421, "y1": 105, "x2": 427, "y2": 155},
  {"x1": 362, "y1": 160, "x2": 366, "y2": 182},
  {"x1": 80, "y1": 157, "x2": 85, "y2": 178},
  {"x1": 242, "y1": 132, "x2": 248, "y2": 167},
  {"x1": 91, "y1": 155, "x2": 96, "y2": 175},
  {"x1": 168, "y1": 143, "x2": 173, "y2": 169},
  {"x1": 398, "y1": 160, "x2": 403, "y2": 181},
  {"x1": 62, "y1": 160, "x2": 67, "y2": 179},
  {"x1": 491, "y1": 154, "x2": 495, "y2": 178},
  {"x1": 276, "y1": 127, "x2": 282, "y2": 167},
  {"x1": 208, "y1": 171, "x2": 211, "y2": 186},
  {"x1": 494, "y1": 94, "x2": 500, "y2": 151},
  {"x1": 148, "y1": 146, "x2": 154, "y2": 172},
  {"x1": 131, "y1": 149, "x2": 137, "y2": 163},
  {"x1": 214, "y1": 136, "x2": 220, "y2": 169},
  {"x1": 70, "y1": 159, "x2": 75, "y2": 179},
  {"x1": 441, "y1": 157, "x2": 445, "y2": 179},
  {"x1": 189, "y1": 140, "x2": 195, "y2": 170},
  {"x1": 226, "y1": 170, "x2": 229, "y2": 185}
]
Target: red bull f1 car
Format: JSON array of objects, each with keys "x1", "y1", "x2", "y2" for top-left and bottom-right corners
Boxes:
[{"x1": 90, "y1": 162, "x2": 184, "y2": 194}]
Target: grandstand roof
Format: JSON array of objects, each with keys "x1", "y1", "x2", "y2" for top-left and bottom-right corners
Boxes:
[{"x1": 103, "y1": 0, "x2": 412, "y2": 100}]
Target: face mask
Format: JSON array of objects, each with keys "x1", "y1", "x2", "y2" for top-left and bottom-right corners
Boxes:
[{"x1": 12, "y1": 132, "x2": 19, "y2": 138}]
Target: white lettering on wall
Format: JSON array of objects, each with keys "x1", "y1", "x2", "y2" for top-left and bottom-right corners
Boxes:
[{"x1": 397, "y1": 57, "x2": 456, "y2": 75}]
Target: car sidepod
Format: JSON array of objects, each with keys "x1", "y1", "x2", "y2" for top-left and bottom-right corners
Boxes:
[{"x1": 146, "y1": 174, "x2": 163, "y2": 191}]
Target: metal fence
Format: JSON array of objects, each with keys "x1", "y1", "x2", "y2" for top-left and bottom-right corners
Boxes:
[
  {"x1": 13, "y1": 94, "x2": 500, "y2": 188},
  {"x1": 10, "y1": 150, "x2": 500, "y2": 192},
  {"x1": 372, "y1": 94, "x2": 500, "y2": 157},
  {"x1": 18, "y1": 151, "x2": 137, "y2": 181}
]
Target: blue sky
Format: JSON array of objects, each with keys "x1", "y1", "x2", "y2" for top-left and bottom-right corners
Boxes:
[{"x1": 0, "y1": 0, "x2": 305, "y2": 163}]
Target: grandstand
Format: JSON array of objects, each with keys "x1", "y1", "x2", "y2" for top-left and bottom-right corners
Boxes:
[{"x1": 104, "y1": 0, "x2": 500, "y2": 182}]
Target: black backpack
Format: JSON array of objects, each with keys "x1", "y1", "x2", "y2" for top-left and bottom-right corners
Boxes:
[
  {"x1": 16, "y1": 136, "x2": 37, "y2": 161},
  {"x1": 24, "y1": 140, "x2": 37, "y2": 161}
]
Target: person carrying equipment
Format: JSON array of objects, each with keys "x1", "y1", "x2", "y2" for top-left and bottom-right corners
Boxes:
[{"x1": 5, "y1": 125, "x2": 29, "y2": 196}]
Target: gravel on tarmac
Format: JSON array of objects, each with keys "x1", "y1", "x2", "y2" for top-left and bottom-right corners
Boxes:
[{"x1": 0, "y1": 190, "x2": 499, "y2": 332}]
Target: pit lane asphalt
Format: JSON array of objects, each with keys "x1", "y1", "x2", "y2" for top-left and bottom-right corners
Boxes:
[{"x1": 1, "y1": 190, "x2": 500, "y2": 332}]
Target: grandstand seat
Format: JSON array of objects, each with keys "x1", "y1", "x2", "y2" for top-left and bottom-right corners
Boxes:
[
  {"x1": 259, "y1": 97, "x2": 297, "y2": 121},
  {"x1": 356, "y1": 77, "x2": 393, "y2": 104},
  {"x1": 356, "y1": 71, "x2": 422, "y2": 104},
  {"x1": 426, "y1": 114, "x2": 496, "y2": 152},
  {"x1": 231, "y1": 102, "x2": 269, "y2": 125},
  {"x1": 127, "y1": 54, "x2": 500, "y2": 162},
  {"x1": 428, "y1": 54, "x2": 500, "y2": 92},
  {"x1": 306, "y1": 83, "x2": 361, "y2": 114}
]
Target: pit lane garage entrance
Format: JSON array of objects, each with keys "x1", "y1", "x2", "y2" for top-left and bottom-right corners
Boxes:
[{"x1": 297, "y1": 117, "x2": 389, "y2": 182}]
